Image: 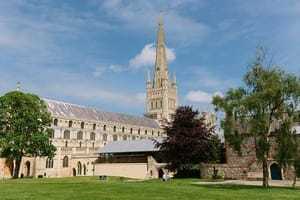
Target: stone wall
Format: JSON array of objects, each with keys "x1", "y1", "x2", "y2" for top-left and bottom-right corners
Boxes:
[{"x1": 200, "y1": 163, "x2": 248, "y2": 180}]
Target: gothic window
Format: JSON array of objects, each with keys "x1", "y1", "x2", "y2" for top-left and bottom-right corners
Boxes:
[
  {"x1": 53, "y1": 119, "x2": 58, "y2": 126},
  {"x1": 77, "y1": 162, "x2": 82, "y2": 175},
  {"x1": 113, "y1": 126, "x2": 117, "y2": 132},
  {"x1": 68, "y1": 120, "x2": 73, "y2": 128},
  {"x1": 113, "y1": 135, "x2": 118, "y2": 141},
  {"x1": 77, "y1": 131, "x2": 83, "y2": 140},
  {"x1": 63, "y1": 156, "x2": 68, "y2": 168},
  {"x1": 81, "y1": 122, "x2": 85, "y2": 129},
  {"x1": 102, "y1": 134, "x2": 107, "y2": 141},
  {"x1": 130, "y1": 128, "x2": 133, "y2": 134},
  {"x1": 138, "y1": 129, "x2": 141, "y2": 135},
  {"x1": 103, "y1": 125, "x2": 106, "y2": 131},
  {"x1": 63, "y1": 130, "x2": 70, "y2": 139},
  {"x1": 46, "y1": 158, "x2": 54, "y2": 168},
  {"x1": 122, "y1": 127, "x2": 125, "y2": 133},
  {"x1": 47, "y1": 129, "x2": 54, "y2": 139},
  {"x1": 93, "y1": 123, "x2": 96, "y2": 130},
  {"x1": 90, "y1": 132, "x2": 96, "y2": 141},
  {"x1": 123, "y1": 135, "x2": 127, "y2": 141}
]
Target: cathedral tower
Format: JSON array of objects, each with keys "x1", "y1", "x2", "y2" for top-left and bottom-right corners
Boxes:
[{"x1": 146, "y1": 17, "x2": 178, "y2": 123}]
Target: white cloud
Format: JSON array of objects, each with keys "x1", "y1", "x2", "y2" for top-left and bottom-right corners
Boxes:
[
  {"x1": 129, "y1": 43, "x2": 176, "y2": 69},
  {"x1": 186, "y1": 90, "x2": 222, "y2": 103}
]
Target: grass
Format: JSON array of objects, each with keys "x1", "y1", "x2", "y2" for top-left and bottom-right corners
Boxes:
[{"x1": 0, "y1": 177, "x2": 300, "y2": 200}]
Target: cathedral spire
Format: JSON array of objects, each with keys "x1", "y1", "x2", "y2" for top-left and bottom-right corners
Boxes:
[{"x1": 153, "y1": 15, "x2": 168, "y2": 87}]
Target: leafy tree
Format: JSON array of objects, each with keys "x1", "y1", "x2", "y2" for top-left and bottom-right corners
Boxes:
[
  {"x1": 156, "y1": 106, "x2": 221, "y2": 175},
  {"x1": 0, "y1": 91, "x2": 56, "y2": 178},
  {"x1": 213, "y1": 47, "x2": 300, "y2": 187}
]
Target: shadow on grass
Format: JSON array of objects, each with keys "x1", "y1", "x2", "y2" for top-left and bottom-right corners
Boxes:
[{"x1": 192, "y1": 183, "x2": 300, "y2": 191}]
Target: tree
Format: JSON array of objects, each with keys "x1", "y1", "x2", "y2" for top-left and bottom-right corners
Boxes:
[
  {"x1": 213, "y1": 47, "x2": 300, "y2": 187},
  {"x1": 0, "y1": 91, "x2": 56, "y2": 178},
  {"x1": 156, "y1": 106, "x2": 220, "y2": 176}
]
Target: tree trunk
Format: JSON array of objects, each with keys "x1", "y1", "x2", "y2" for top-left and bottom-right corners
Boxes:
[
  {"x1": 262, "y1": 158, "x2": 269, "y2": 188},
  {"x1": 292, "y1": 168, "x2": 297, "y2": 187},
  {"x1": 13, "y1": 157, "x2": 22, "y2": 179}
]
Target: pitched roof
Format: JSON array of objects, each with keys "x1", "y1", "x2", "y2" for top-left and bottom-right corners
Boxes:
[
  {"x1": 44, "y1": 99, "x2": 160, "y2": 128},
  {"x1": 99, "y1": 139, "x2": 161, "y2": 154}
]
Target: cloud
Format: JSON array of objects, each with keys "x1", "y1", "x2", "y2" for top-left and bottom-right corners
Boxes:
[
  {"x1": 129, "y1": 43, "x2": 176, "y2": 69},
  {"x1": 186, "y1": 90, "x2": 222, "y2": 103}
]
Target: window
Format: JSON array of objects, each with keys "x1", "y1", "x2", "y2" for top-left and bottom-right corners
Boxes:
[
  {"x1": 102, "y1": 134, "x2": 107, "y2": 142},
  {"x1": 90, "y1": 132, "x2": 95, "y2": 141},
  {"x1": 68, "y1": 120, "x2": 73, "y2": 128},
  {"x1": 113, "y1": 126, "x2": 116, "y2": 132},
  {"x1": 158, "y1": 131, "x2": 160, "y2": 137},
  {"x1": 132, "y1": 136, "x2": 136, "y2": 140},
  {"x1": 92, "y1": 142, "x2": 95, "y2": 149},
  {"x1": 103, "y1": 125, "x2": 106, "y2": 131},
  {"x1": 63, "y1": 156, "x2": 68, "y2": 168},
  {"x1": 65, "y1": 141, "x2": 68, "y2": 147},
  {"x1": 122, "y1": 135, "x2": 127, "y2": 141},
  {"x1": 152, "y1": 130, "x2": 154, "y2": 136},
  {"x1": 77, "y1": 131, "x2": 83, "y2": 140},
  {"x1": 122, "y1": 127, "x2": 125, "y2": 133},
  {"x1": 113, "y1": 135, "x2": 118, "y2": 141},
  {"x1": 79, "y1": 141, "x2": 82, "y2": 148},
  {"x1": 53, "y1": 119, "x2": 58, "y2": 126},
  {"x1": 138, "y1": 129, "x2": 140, "y2": 135},
  {"x1": 130, "y1": 128, "x2": 133, "y2": 134},
  {"x1": 93, "y1": 123, "x2": 96, "y2": 130},
  {"x1": 81, "y1": 122, "x2": 85, "y2": 129},
  {"x1": 47, "y1": 129, "x2": 54, "y2": 139},
  {"x1": 145, "y1": 130, "x2": 147, "y2": 135},
  {"x1": 46, "y1": 158, "x2": 54, "y2": 168},
  {"x1": 63, "y1": 130, "x2": 70, "y2": 139}
]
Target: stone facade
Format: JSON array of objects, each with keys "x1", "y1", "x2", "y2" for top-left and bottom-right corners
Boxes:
[{"x1": 146, "y1": 17, "x2": 178, "y2": 123}]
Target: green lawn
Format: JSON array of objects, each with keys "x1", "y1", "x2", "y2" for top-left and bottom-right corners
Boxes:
[{"x1": 0, "y1": 177, "x2": 300, "y2": 200}]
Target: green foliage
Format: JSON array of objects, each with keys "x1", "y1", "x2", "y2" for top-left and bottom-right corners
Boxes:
[
  {"x1": 212, "y1": 47, "x2": 300, "y2": 187},
  {"x1": 0, "y1": 91, "x2": 56, "y2": 177}
]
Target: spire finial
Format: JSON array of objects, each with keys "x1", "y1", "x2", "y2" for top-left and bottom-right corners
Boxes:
[{"x1": 16, "y1": 81, "x2": 21, "y2": 91}]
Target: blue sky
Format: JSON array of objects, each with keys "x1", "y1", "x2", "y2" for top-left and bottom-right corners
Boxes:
[{"x1": 0, "y1": 0, "x2": 299, "y2": 116}]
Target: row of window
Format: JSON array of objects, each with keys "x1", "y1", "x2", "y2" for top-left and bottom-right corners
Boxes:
[{"x1": 53, "y1": 119, "x2": 160, "y2": 136}]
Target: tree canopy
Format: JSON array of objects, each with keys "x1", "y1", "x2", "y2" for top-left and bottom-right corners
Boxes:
[
  {"x1": 0, "y1": 91, "x2": 56, "y2": 178},
  {"x1": 213, "y1": 48, "x2": 300, "y2": 187},
  {"x1": 156, "y1": 106, "x2": 222, "y2": 175}
]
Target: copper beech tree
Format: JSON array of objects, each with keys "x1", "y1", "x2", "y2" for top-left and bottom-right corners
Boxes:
[{"x1": 156, "y1": 106, "x2": 222, "y2": 175}]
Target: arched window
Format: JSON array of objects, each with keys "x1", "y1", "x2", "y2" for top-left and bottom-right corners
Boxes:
[
  {"x1": 113, "y1": 126, "x2": 116, "y2": 132},
  {"x1": 130, "y1": 128, "x2": 133, "y2": 134},
  {"x1": 138, "y1": 129, "x2": 140, "y2": 135},
  {"x1": 113, "y1": 135, "x2": 118, "y2": 141},
  {"x1": 63, "y1": 130, "x2": 70, "y2": 139},
  {"x1": 47, "y1": 129, "x2": 54, "y2": 139},
  {"x1": 122, "y1": 127, "x2": 125, "y2": 133},
  {"x1": 46, "y1": 158, "x2": 54, "y2": 168},
  {"x1": 77, "y1": 131, "x2": 83, "y2": 140},
  {"x1": 152, "y1": 130, "x2": 154, "y2": 136},
  {"x1": 65, "y1": 141, "x2": 68, "y2": 147},
  {"x1": 93, "y1": 123, "x2": 96, "y2": 130},
  {"x1": 103, "y1": 125, "x2": 106, "y2": 131},
  {"x1": 90, "y1": 132, "x2": 95, "y2": 141},
  {"x1": 79, "y1": 141, "x2": 82, "y2": 148},
  {"x1": 83, "y1": 164, "x2": 87, "y2": 175},
  {"x1": 77, "y1": 162, "x2": 82, "y2": 175},
  {"x1": 68, "y1": 120, "x2": 73, "y2": 128},
  {"x1": 123, "y1": 135, "x2": 127, "y2": 141},
  {"x1": 145, "y1": 130, "x2": 147, "y2": 135},
  {"x1": 63, "y1": 156, "x2": 68, "y2": 168},
  {"x1": 81, "y1": 122, "x2": 85, "y2": 129},
  {"x1": 102, "y1": 134, "x2": 107, "y2": 141},
  {"x1": 53, "y1": 119, "x2": 58, "y2": 126}
]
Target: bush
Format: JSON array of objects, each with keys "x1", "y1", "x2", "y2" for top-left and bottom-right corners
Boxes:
[{"x1": 175, "y1": 169, "x2": 200, "y2": 178}]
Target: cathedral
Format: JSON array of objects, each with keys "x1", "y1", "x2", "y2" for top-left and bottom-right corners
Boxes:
[{"x1": 0, "y1": 18, "x2": 178, "y2": 178}]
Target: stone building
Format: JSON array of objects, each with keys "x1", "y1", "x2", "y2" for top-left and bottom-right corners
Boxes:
[
  {"x1": 201, "y1": 122, "x2": 300, "y2": 180},
  {"x1": 0, "y1": 17, "x2": 177, "y2": 179},
  {"x1": 145, "y1": 17, "x2": 178, "y2": 124}
]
